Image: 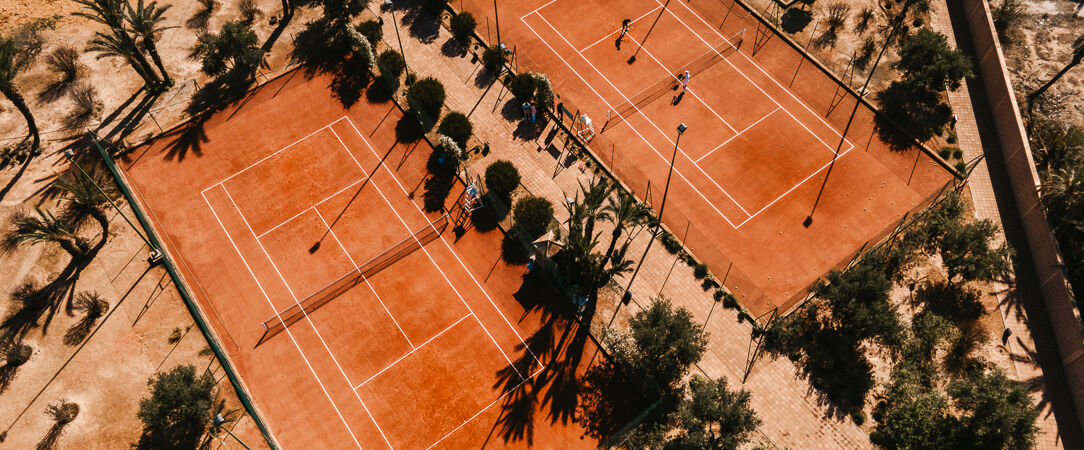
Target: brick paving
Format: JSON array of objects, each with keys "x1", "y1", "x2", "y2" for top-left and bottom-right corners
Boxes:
[
  {"x1": 377, "y1": 5, "x2": 872, "y2": 447},
  {"x1": 930, "y1": 3, "x2": 1066, "y2": 448}
]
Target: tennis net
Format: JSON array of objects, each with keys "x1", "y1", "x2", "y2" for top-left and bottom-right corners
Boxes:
[
  {"x1": 258, "y1": 213, "x2": 450, "y2": 342},
  {"x1": 602, "y1": 28, "x2": 746, "y2": 132}
]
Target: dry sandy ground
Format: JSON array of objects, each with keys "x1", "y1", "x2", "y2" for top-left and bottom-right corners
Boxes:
[
  {"x1": 1002, "y1": 0, "x2": 1084, "y2": 126},
  {"x1": 0, "y1": 0, "x2": 319, "y2": 448}
]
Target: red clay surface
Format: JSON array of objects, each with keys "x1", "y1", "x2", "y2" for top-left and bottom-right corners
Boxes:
[
  {"x1": 120, "y1": 71, "x2": 609, "y2": 448},
  {"x1": 462, "y1": 0, "x2": 955, "y2": 315}
]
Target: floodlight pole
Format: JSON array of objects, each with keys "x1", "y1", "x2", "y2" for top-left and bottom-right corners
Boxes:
[
  {"x1": 213, "y1": 414, "x2": 252, "y2": 450},
  {"x1": 390, "y1": 8, "x2": 408, "y2": 76},
  {"x1": 611, "y1": 123, "x2": 687, "y2": 329},
  {"x1": 494, "y1": 0, "x2": 501, "y2": 46},
  {"x1": 805, "y1": 10, "x2": 909, "y2": 227},
  {"x1": 66, "y1": 146, "x2": 157, "y2": 253}
]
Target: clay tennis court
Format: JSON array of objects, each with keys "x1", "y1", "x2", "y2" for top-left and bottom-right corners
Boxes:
[
  {"x1": 463, "y1": 0, "x2": 956, "y2": 316},
  {"x1": 119, "y1": 71, "x2": 602, "y2": 448}
]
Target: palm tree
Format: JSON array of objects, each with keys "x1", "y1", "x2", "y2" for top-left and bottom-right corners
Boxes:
[
  {"x1": 125, "y1": 0, "x2": 173, "y2": 85},
  {"x1": 64, "y1": 291, "x2": 109, "y2": 345},
  {"x1": 4, "y1": 208, "x2": 92, "y2": 260},
  {"x1": 0, "y1": 35, "x2": 39, "y2": 151},
  {"x1": 125, "y1": 0, "x2": 172, "y2": 85},
  {"x1": 1028, "y1": 35, "x2": 1084, "y2": 113},
  {"x1": 76, "y1": 0, "x2": 161, "y2": 85},
  {"x1": 55, "y1": 169, "x2": 114, "y2": 234},
  {"x1": 602, "y1": 191, "x2": 650, "y2": 265}
]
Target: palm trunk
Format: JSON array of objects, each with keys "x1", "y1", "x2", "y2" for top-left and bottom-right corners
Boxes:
[
  {"x1": 0, "y1": 84, "x2": 40, "y2": 150},
  {"x1": 122, "y1": 31, "x2": 161, "y2": 85},
  {"x1": 58, "y1": 237, "x2": 89, "y2": 260},
  {"x1": 143, "y1": 39, "x2": 171, "y2": 85},
  {"x1": 89, "y1": 208, "x2": 111, "y2": 241},
  {"x1": 262, "y1": 0, "x2": 295, "y2": 52},
  {"x1": 1028, "y1": 62, "x2": 1078, "y2": 112},
  {"x1": 604, "y1": 227, "x2": 623, "y2": 266}
]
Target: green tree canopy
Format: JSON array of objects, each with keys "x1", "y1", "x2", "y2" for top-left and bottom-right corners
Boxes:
[
  {"x1": 813, "y1": 259, "x2": 904, "y2": 348},
  {"x1": 624, "y1": 297, "x2": 708, "y2": 392},
  {"x1": 949, "y1": 368, "x2": 1041, "y2": 449},
  {"x1": 937, "y1": 219, "x2": 1010, "y2": 283},
  {"x1": 665, "y1": 375, "x2": 761, "y2": 450},
  {"x1": 895, "y1": 28, "x2": 973, "y2": 91},
  {"x1": 194, "y1": 21, "x2": 262, "y2": 81},
  {"x1": 513, "y1": 195, "x2": 553, "y2": 239},
  {"x1": 136, "y1": 364, "x2": 216, "y2": 449}
]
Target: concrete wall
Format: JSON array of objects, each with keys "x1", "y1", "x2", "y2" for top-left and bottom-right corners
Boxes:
[{"x1": 958, "y1": 0, "x2": 1084, "y2": 433}]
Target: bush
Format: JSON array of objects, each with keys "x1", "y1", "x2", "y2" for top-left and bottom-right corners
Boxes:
[
  {"x1": 356, "y1": 19, "x2": 383, "y2": 46},
  {"x1": 693, "y1": 263, "x2": 709, "y2": 279},
  {"x1": 532, "y1": 72, "x2": 554, "y2": 110},
  {"x1": 938, "y1": 146, "x2": 953, "y2": 159},
  {"x1": 65, "y1": 83, "x2": 102, "y2": 129},
  {"x1": 45, "y1": 46, "x2": 82, "y2": 85},
  {"x1": 722, "y1": 292, "x2": 739, "y2": 309},
  {"x1": 509, "y1": 73, "x2": 537, "y2": 101},
  {"x1": 449, "y1": 12, "x2": 476, "y2": 44},
  {"x1": 406, "y1": 77, "x2": 446, "y2": 117},
  {"x1": 435, "y1": 135, "x2": 462, "y2": 164},
  {"x1": 661, "y1": 231, "x2": 682, "y2": 254},
  {"x1": 482, "y1": 47, "x2": 505, "y2": 74},
  {"x1": 954, "y1": 160, "x2": 967, "y2": 174},
  {"x1": 5, "y1": 343, "x2": 33, "y2": 367},
  {"x1": 514, "y1": 195, "x2": 554, "y2": 239},
  {"x1": 46, "y1": 400, "x2": 80, "y2": 424},
  {"x1": 485, "y1": 160, "x2": 520, "y2": 199},
  {"x1": 377, "y1": 50, "x2": 405, "y2": 77},
  {"x1": 137, "y1": 365, "x2": 216, "y2": 449},
  {"x1": 438, "y1": 111, "x2": 473, "y2": 147},
  {"x1": 953, "y1": 148, "x2": 963, "y2": 159}
]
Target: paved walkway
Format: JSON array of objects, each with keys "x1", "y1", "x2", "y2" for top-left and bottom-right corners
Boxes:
[
  {"x1": 931, "y1": 2, "x2": 1071, "y2": 448},
  {"x1": 378, "y1": 4, "x2": 871, "y2": 447}
]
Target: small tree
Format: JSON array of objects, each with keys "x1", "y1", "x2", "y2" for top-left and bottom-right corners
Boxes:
[
  {"x1": 484, "y1": 160, "x2": 520, "y2": 200},
  {"x1": 532, "y1": 72, "x2": 554, "y2": 110},
  {"x1": 482, "y1": 46, "x2": 505, "y2": 74},
  {"x1": 508, "y1": 72, "x2": 537, "y2": 101},
  {"x1": 437, "y1": 111, "x2": 472, "y2": 148},
  {"x1": 624, "y1": 297, "x2": 708, "y2": 392},
  {"x1": 406, "y1": 77, "x2": 445, "y2": 118},
  {"x1": 137, "y1": 365, "x2": 217, "y2": 449},
  {"x1": 356, "y1": 19, "x2": 382, "y2": 46},
  {"x1": 895, "y1": 29, "x2": 973, "y2": 91},
  {"x1": 125, "y1": 0, "x2": 175, "y2": 85},
  {"x1": 666, "y1": 375, "x2": 762, "y2": 449},
  {"x1": 513, "y1": 195, "x2": 553, "y2": 238},
  {"x1": 449, "y1": 12, "x2": 476, "y2": 44},
  {"x1": 64, "y1": 83, "x2": 103, "y2": 129},
  {"x1": 949, "y1": 368, "x2": 1040, "y2": 449},
  {"x1": 937, "y1": 219, "x2": 1010, "y2": 283},
  {"x1": 194, "y1": 21, "x2": 263, "y2": 84},
  {"x1": 376, "y1": 49, "x2": 404, "y2": 77},
  {"x1": 0, "y1": 35, "x2": 40, "y2": 151},
  {"x1": 4, "y1": 207, "x2": 92, "y2": 260},
  {"x1": 65, "y1": 291, "x2": 110, "y2": 345}
]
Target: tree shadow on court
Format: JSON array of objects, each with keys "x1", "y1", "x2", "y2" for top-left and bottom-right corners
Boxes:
[
  {"x1": 366, "y1": 78, "x2": 396, "y2": 104},
  {"x1": 422, "y1": 149, "x2": 458, "y2": 212},
  {"x1": 162, "y1": 119, "x2": 210, "y2": 162},
  {"x1": 395, "y1": 115, "x2": 426, "y2": 143},
  {"x1": 484, "y1": 270, "x2": 637, "y2": 446}
]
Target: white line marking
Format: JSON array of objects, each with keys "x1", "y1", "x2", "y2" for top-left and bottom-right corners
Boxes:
[
  {"x1": 257, "y1": 175, "x2": 368, "y2": 239},
  {"x1": 343, "y1": 118, "x2": 546, "y2": 372},
  {"x1": 425, "y1": 364, "x2": 547, "y2": 449},
  {"x1": 201, "y1": 189, "x2": 364, "y2": 449},
  {"x1": 200, "y1": 117, "x2": 348, "y2": 194},
  {"x1": 619, "y1": 32, "x2": 738, "y2": 133},
  {"x1": 735, "y1": 142, "x2": 857, "y2": 227},
  {"x1": 220, "y1": 183, "x2": 395, "y2": 449},
  {"x1": 521, "y1": 0, "x2": 560, "y2": 20},
  {"x1": 536, "y1": 13, "x2": 753, "y2": 217},
  {"x1": 522, "y1": 12, "x2": 747, "y2": 227},
  {"x1": 327, "y1": 125, "x2": 526, "y2": 381},
  {"x1": 311, "y1": 207, "x2": 416, "y2": 350},
  {"x1": 696, "y1": 107, "x2": 780, "y2": 162},
  {"x1": 577, "y1": 5, "x2": 664, "y2": 53},
  {"x1": 659, "y1": 0, "x2": 853, "y2": 154},
  {"x1": 353, "y1": 313, "x2": 474, "y2": 390}
]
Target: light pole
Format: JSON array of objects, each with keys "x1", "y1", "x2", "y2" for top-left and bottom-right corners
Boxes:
[
  {"x1": 64, "y1": 147, "x2": 159, "y2": 259},
  {"x1": 610, "y1": 123, "x2": 687, "y2": 329},
  {"x1": 805, "y1": 9, "x2": 910, "y2": 227},
  {"x1": 213, "y1": 414, "x2": 251, "y2": 450}
]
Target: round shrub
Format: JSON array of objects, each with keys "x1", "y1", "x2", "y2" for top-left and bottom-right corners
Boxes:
[
  {"x1": 532, "y1": 72, "x2": 554, "y2": 110},
  {"x1": 6, "y1": 343, "x2": 33, "y2": 367},
  {"x1": 436, "y1": 135, "x2": 462, "y2": 163},
  {"x1": 660, "y1": 231, "x2": 682, "y2": 254},
  {"x1": 406, "y1": 77, "x2": 446, "y2": 117},
  {"x1": 953, "y1": 148, "x2": 963, "y2": 159},
  {"x1": 449, "y1": 12, "x2": 477, "y2": 44},
  {"x1": 485, "y1": 160, "x2": 521, "y2": 199},
  {"x1": 509, "y1": 73, "x2": 537, "y2": 101},
  {"x1": 356, "y1": 20, "x2": 383, "y2": 46},
  {"x1": 722, "y1": 292, "x2": 739, "y2": 310},
  {"x1": 482, "y1": 47, "x2": 506, "y2": 74},
  {"x1": 437, "y1": 111, "x2": 473, "y2": 147},
  {"x1": 954, "y1": 160, "x2": 967, "y2": 174},
  {"x1": 693, "y1": 262, "x2": 709, "y2": 279},
  {"x1": 377, "y1": 50, "x2": 405, "y2": 77},
  {"x1": 938, "y1": 146, "x2": 953, "y2": 160},
  {"x1": 514, "y1": 195, "x2": 554, "y2": 239}
]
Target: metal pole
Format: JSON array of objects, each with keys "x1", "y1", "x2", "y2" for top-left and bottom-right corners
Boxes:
[
  {"x1": 804, "y1": 12, "x2": 906, "y2": 227},
  {"x1": 66, "y1": 145, "x2": 157, "y2": 252},
  {"x1": 493, "y1": 0, "x2": 501, "y2": 46},
  {"x1": 214, "y1": 414, "x2": 252, "y2": 450},
  {"x1": 392, "y1": 9, "x2": 408, "y2": 77},
  {"x1": 611, "y1": 124, "x2": 686, "y2": 328}
]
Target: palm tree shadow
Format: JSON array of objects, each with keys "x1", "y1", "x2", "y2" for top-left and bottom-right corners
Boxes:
[{"x1": 163, "y1": 119, "x2": 209, "y2": 161}]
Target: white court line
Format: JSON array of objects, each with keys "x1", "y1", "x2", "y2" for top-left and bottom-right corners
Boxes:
[
  {"x1": 619, "y1": 32, "x2": 738, "y2": 133},
  {"x1": 657, "y1": 0, "x2": 852, "y2": 155},
  {"x1": 257, "y1": 175, "x2": 368, "y2": 239},
  {"x1": 311, "y1": 207, "x2": 416, "y2": 350},
  {"x1": 352, "y1": 313, "x2": 474, "y2": 390},
  {"x1": 343, "y1": 118, "x2": 546, "y2": 371},
  {"x1": 522, "y1": 13, "x2": 747, "y2": 227},
  {"x1": 577, "y1": 5, "x2": 663, "y2": 53},
  {"x1": 522, "y1": 0, "x2": 560, "y2": 21},
  {"x1": 735, "y1": 141, "x2": 856, "y2": 227},
  {"x1": 535, "y1": 13, "x2": 753, "y2": 218},
  {"x1": 220, "y1": 184, "x2": 395, "y2": 449},
  {"x1": 200, "y1": 117, "x2": 348, "y2": 194},
  {"x1": 426, "y1": 364, "x2": 547, "y2": 449},
  {"x1": 695, "y1": 106, "x2": 780, "y2": 163},
  {"x1": 326, "y1": 126, "x2": 527, "y2": 382},
  {"x1": 201, "y1": 190, "x2": 365, "y2": 450}
]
